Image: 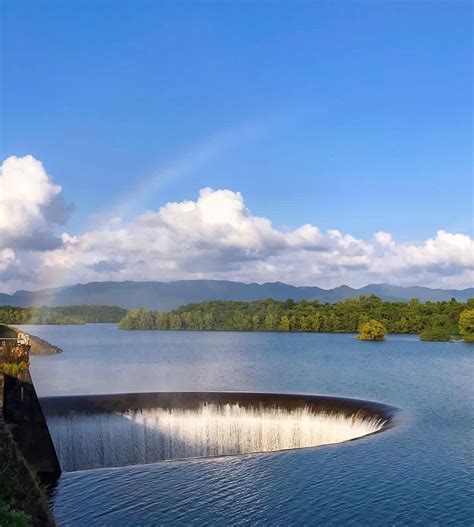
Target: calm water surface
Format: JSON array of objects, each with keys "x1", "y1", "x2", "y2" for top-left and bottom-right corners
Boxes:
[{"x1": 20, "y1": 324, "x2": 474, "y2": 526}]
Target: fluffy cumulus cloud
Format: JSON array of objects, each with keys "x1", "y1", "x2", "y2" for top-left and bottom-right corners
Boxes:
[
  {"x1": 0, "y1": 155, "x2": 72, "y2": 252},
  {"x1": 0, "y1": 155, "x2": 473, "y2": 292}
]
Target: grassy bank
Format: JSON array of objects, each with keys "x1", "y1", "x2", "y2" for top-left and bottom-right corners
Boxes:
[{"x1": 0, "y1": 417, "x2": 55, "y2": 526}]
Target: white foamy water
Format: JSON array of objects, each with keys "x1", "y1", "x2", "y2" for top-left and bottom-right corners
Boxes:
[{"x1": 48, "y1": 403, "x2": 385, "y2": 471}]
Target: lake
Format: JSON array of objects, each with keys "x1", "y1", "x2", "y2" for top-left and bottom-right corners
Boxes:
[{"x1": 19, "y1": 324, "x2": 474, "y2": 526}]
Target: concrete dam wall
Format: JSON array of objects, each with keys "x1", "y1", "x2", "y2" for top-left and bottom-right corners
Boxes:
[
  {"x1": 40, "y1": 392, "x2": 396, "y2": 471},
  {"x1": 0, "y1": 326, "x2": 61, "y2": 485},
  {"x1": 3, "y1": 373, "x2": 62, "y2": 483}
]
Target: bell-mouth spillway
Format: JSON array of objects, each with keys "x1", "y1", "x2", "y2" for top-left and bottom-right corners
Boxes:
[{"x1": 39, "y1": 392, "x2": 397, "y2": 472}]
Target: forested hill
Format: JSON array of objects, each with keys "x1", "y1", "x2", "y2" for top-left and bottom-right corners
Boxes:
[
  {"x1": 1, "y1": 280, "x2": 473, "y2": 310},
  {"x1": 118, "y1": 296, "x2": 473, "y2": 335},
  {"x1": 0, "y1": 305, "x2": 127, "y2": 325}
]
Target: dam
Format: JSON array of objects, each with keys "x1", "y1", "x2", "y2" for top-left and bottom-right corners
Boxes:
[
  {"x1": 0, "y1": 326, "x2": 59, "y2": 526},
  {"x1": 40, "y1": 392, "x2": 395, "y2": 471},
  {"x1": 1, "y1": 325, "x2": 395, "y2": 478}
]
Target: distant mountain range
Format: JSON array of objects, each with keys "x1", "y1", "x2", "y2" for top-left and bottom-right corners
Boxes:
[{"x1": 0, "y1": 280, "x2": 472, "y2": 311}]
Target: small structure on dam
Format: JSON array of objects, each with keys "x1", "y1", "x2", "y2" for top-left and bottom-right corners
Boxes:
[{"x1": 41, "y1": 391, "x2": 397, "y2": 472}]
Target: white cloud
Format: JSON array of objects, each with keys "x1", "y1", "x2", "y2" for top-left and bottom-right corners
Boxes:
[
  {"x1": 0, "y1": 248, "x2": 15, "y2": 273},
  {"x1": 374, "y1": 231, "x2": 395, "y2": 250},
  {"x1": 0, "y1": 155, "x2": 72, "y2": 251},
  {"x1": 0, "y1": 155, "x2": 472, "y2": 292},
  {"x1": 36, "y1": 188, "x2": 473, "y2": 291}
]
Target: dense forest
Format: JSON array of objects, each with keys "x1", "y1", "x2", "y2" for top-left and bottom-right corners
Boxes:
[
  {"x1": 2, "y1": 297, "x2": 473, "y2": 340},
  {"x1": 0, "y1": 305, "x2": 127, "y2": 325},
  {"x1": 118, "y1": 296, "x2": 474, "y2": 340}
]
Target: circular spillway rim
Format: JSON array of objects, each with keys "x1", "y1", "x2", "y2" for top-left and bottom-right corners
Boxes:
[{"x1": 40, "y1": 392, "x2": 400, "y2": 471}]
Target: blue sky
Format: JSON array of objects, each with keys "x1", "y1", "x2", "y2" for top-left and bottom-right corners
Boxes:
[
  {"x1": 2, "y1": 0, "x2": 471, "y2": 238},
  {"x1": 0, "y1": 1, "x2": 472, "y2": 291}
]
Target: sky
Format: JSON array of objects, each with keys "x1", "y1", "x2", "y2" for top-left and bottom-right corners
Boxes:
[{"x1": 0, "y1": 1, "x2": 472, "y2": 293}]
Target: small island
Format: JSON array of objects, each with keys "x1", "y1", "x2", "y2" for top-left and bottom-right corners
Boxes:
[
  {"x1": 356, "y1": 320, "x2": 386, "y2": 341},
  {"x1": 420, "y1": 326, "x2": 452, "y2": 342}
]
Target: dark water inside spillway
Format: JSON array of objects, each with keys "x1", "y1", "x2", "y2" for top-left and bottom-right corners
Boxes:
[{"x1": 21, "y1": 325, "x2": 474, "y2": 526}]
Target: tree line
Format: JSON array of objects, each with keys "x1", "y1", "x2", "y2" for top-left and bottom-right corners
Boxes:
[
  {"x1": 118, "y1": 295, "x2": 474, "y2": 340},
  {"x1": 0, "y1": 305, "x2": 127, "y2": 325}
]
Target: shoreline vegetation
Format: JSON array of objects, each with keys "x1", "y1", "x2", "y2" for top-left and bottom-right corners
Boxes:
[
  {"x1": 118, "y1": 296, "x2": 474, "y2": 343},
  {"x1": 0, "y1": 306, "x2": 127, "y2": 326},
  {"x1": 0, "y1": 422, "x2": 55, "y2": 527},
  {"x1": 0, "y1": 298, "x2": 473, "y2": 342}
]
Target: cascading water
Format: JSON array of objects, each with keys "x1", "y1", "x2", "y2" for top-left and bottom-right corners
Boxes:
[{"x1": 43, "y1": 394, "x2": 393, "y2": 472}]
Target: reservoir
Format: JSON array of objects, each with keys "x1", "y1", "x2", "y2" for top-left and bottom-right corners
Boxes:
[{"x1": 20, "y1": 324, "x2": 474, "y2": 526}]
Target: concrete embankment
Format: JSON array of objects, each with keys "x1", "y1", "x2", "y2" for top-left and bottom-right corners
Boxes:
[
  {"x1": 3, "y1": 324, "x2": 63, "y2": 355},
  {"x1": 3, "y1": 373, "x2": 62, "y2": 482},
  {"x1": 0, "y1": 324, "x2": 59, "y2": 526}
]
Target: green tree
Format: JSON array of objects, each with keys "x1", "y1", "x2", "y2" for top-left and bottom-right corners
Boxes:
[
  {"x1": 310, "y1": 312, "x2": 322, "y2": 332},
  {"x1": 203, "y1": 312, "x2": 215, "y2": 330},
  {"x1": 168, "y1": 313, "x2": 183, "y2": 330},
  {"x1": 459, "y1": 309, "x2": 474, "y2": 342},
  {"x1": 118, "y1": 309, "x2": 140, "y2": 329},
  {"x1": 264, "y1": 313, "x2": 276, "y2": 331},
  {"x1": 0, "y1": 501, "x2": 31, "y2": 527},
  {"x1": 279, "y1": 315, "x2": 290, "y2": 332},
  {"x1": 357, "y1": 320, "x2": 386, "y2": 341},
  {"x1": 420, "y1": 326, "x2": 451, "y2": 342},
  {"x1": 251, "y1": 314, "x2": 261, "y2": 331},
  {"x1": 395, "y1": 317, "x2": 409, "y2": 333},
  {"x1": 115, "y1": 297, "x2": 470, "y2": 338}
]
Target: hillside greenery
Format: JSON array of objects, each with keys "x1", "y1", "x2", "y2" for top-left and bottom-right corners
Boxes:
[
  {"x1": 420, "y1": 326, "x2": 452, "y2": 342},
  {"x1": 458, "y1": 309, "x2": 474, "y2": 342},
  {"x1": 0, "y1": 305, "x2": 127, "y2": 325},
  {"x1": 118, "y1": 296, "x2": 474, "y2": 339}
]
